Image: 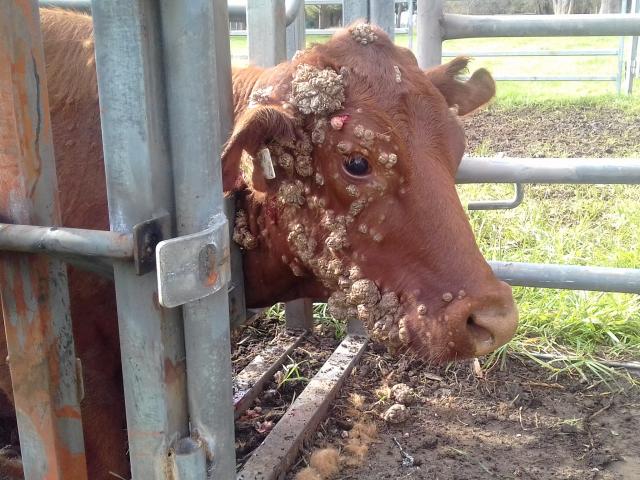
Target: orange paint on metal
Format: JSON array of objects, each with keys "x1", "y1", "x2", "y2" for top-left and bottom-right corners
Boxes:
[
  {"x1": 205, "y1": 270, "x2": 219, "y2": 287},
  {"x1": 0, "y1": 3, "x2": 88, "y2": 478}
]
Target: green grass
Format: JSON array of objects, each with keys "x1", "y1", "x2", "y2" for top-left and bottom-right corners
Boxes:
[{"x1": 251, "y1": 35, "x2": 639, "y2": 383}]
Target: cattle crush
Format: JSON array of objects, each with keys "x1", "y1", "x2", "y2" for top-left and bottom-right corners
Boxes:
[{"x1": 0, "y1": 0, "x2": 639, "y2": 479}]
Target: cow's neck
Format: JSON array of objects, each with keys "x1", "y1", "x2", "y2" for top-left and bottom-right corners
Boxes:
[{"x1": 234, "y1": 189, "x2": 329, "y2": 307}]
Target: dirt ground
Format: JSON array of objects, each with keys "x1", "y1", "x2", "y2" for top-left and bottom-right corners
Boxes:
[
  {"x1": 462, "y1": 103, "x2": 640, "y2": 158},
  {"x1": 291, "y1": 344, "x2": 639, "y2": 480}
]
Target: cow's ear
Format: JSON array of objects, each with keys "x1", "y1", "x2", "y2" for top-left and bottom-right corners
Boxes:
[
  {"x1": 424, "y1": 57, "x2": 495, "y2": 116},
  {"x1": 221, "y1": 104, "x2": 297, "y2": 192}
]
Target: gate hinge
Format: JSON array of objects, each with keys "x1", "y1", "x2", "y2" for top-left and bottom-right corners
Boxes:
[{"x1": 155, "y1": 213, "x2": 231, "y2": 308}]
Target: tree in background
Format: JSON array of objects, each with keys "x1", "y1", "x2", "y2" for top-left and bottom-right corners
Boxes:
[{"x1": 599, "y1": 0, "x2": 623, "y2": 12}]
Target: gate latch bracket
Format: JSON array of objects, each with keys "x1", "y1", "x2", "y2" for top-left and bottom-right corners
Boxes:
[{"x1": 155, "y1": 213, "x2": 230, "y2": 308}]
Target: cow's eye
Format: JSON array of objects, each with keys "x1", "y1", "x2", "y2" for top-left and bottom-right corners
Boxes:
[{"x1": 344, "y1": 155, "x2": 370, "y2": 176}]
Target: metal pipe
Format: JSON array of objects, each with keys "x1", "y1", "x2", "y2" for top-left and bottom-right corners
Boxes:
[
  {"x1": 40, "y1": 0, "x2": 304, "y2": 26},
  {"x1": 443, "y1": 13, "x2": 640, "y2": 40},
  {"x1": 616, "y1": 0, "x2": 629, "y2": 93},
  {"x1": 468, "y1": 183, "x2": 524, "y2": 210},
  {"x1": 248, "y1": 0, "x2": 287, "y2": 67},
  {"x1": 91, "y1": 1, "x2": 189, "y2": 478},
  {"x1": 407, "y1": 0, "x2": 414, "y2": 50},
  {"x1": 456, "y1": 157, "x2": 640, "y2": 184},
  {"x1": 0, "y1": 224, "x2": 133, "y2": 259},
  {"x1": 173, "y1": 438, "x2": 207, "y2": 480},
  {"x1": 342, "y1": 0, "x2": 369, "y2": 26},
  {"x1": 442, "y1": 49, "x2": 619, "y2": 57},
  {"x1": 0, "y1": 2, "x2": 88, "y2": 477},
  {"x1": 370, "y1": 0, "x2": 395, "y2": 40},
  {"x1": 489, "y1": 75, "x2": 617, "y2": 81},
  {"x1": 286, "y1": 0, "x2": 306, "y2": 59},
  {"x1": 39, "y1": 0, "x2": 89, "y2": 10},
  {"x1": 417, "y1": 0, "x2": 443, "y2": 68},
  {"x1": 490, "y1": 261, "x2": 640, "y2": 294},
  {"x1": 159, "y1": 0, "x2": 237, "y2": 477},
  {"x1": 624, "y1": 0, "x2": 640, "y2": 94}
]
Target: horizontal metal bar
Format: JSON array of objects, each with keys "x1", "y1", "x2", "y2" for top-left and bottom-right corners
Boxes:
[
  {"x1": 456, "y1": 157, "x2": 640, "y2": 184},
  {"x1": 490, "y1": 261, "x2": 640, "y2": 294},
  {"x1": 443, "y1": 49, "x2": 620, "y2": 57},
  {"x1": 444, "y1": 13, "x2": 640, "y2": 40},
  {"x1": 0, "y1": 223, "x2": 133, "y2": 258},
  {"x1": 41, "y1": 0, "x2": 303, "y2": 26},
  {"x1": 468, "y1": 183, "x2": 524, "y2": 210},
  {"x1": 491, "y1": 75, "x2": 616, "y2": 81}
]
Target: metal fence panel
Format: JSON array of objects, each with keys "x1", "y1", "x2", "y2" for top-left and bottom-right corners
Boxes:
[
  {"x1": 90, "y1": 1, "x2": 189, "y2": 477},
  {"x1": 443, "y1": 13, "x2": 640, "y2": 40},
  {"x1": 456, "y1": 157, "x2": 640, "y2": 184},
  {"x1": 0, "y1": 1, "x2": 87, "y2": 478},
  {"x1": 159, "y1": 0, "x2": 237, "y2": 477}
]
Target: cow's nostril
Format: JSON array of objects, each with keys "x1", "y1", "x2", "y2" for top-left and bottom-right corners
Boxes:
[{"x1": 466, "y1": 315, "x2": 494, "y2": 347}]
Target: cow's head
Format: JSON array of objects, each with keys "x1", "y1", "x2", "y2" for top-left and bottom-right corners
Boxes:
[{"x1": 223, "y1": 24, "x2": 517, "y2": 362}]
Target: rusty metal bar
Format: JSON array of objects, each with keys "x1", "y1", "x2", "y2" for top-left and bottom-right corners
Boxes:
[
  {"x1": 0, "y1": 223, "x2": 133, "y2": 259},
  {"x1": 0, "y1": 1, "x2": 88, "y2": 478},
  {"x1": 90, "y1": 1, "x2": 190, "y2": 477}
]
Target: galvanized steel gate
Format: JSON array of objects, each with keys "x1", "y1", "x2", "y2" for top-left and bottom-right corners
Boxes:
[{"x1": 417, "y1": 0, "x2": 640, "y2": 295}]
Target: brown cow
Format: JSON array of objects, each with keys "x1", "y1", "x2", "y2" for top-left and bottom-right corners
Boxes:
[{"x1": 0, "y1": 8, "x2": 518, "y2": 479}]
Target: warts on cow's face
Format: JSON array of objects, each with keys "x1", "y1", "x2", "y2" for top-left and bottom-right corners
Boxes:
[
  {"x1": 349, "y1": 23, "x2": 378, "y2": 45},
  {"x1": 290, "y1": 64, "x2": 345, "y2": 115},
  {"x1": 277, "y1": 180, "x2": 305, "y2": 206},
  {"x1": 378, "y1": 152, "x2": 397, "y2": 170},
  {"x1": 248, "y1": 85, "x2": 274, "y2": 107},
  {"x1": 337, "y1": 141, "x2": 352, "y2": 154},
  {"x1": 233, "y1": 209, "x2": 258, "y2": 250},
  {"x1": 346, "y1": 184, "x2": 359, "y2": 197},
  {"x1": 394, "y1": 65, "x2": 402, "y2": 84}
]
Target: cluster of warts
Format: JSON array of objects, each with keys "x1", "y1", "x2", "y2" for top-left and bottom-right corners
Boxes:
[
  {"x1": 234, "y1": 50, "x2": 410, "y2": 346},
  {"x1": 232, "y1": 209, "x2": 258, "y2": 250},
  {"x1": 349, "y1": 23, "x2": 378, "y2": 45},
  {"x1": 290, "y1": 64, "x2": 345, "y2": 115}
]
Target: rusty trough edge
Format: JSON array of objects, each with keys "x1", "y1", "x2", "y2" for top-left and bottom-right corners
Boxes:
[
  {"x1": 237, "y1": 333, "x2": 368, "y2": 480},
  {"x1": 234, "y1": 333, "x2": 306, "y2": 419}
]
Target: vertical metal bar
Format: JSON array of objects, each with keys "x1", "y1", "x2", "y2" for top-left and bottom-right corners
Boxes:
[
  {"x1": 90, "y1": 1, "x2": 189, "y2": 478},
  {"x1": 617, "y1": 0, "x2": 629, "y2": 93},
  {"x1": 159, "y1": 1, "x2": 237, "y2": 478},
  {"x1": 173, "y1": 438, "x2": 207, "y2": 480},
  {"x1": 407, "y1": 0, "x2": 415, "y2": 50},
  {"x1": 625, "y1": 0, "x2": 639, "y2": 93},
  {"x1": 343, "y1": 0, "x2": 369, "y2": 25},
  {"x1": 0, "y1": 1, "x2": 87, "y2": 478},
  {"x1": 370, "y1": 0, "x2": 395, "y2": 40},
  {"x1": 417, "y1": 0, "x2": 444, "y2": 68},
  {"x1": 248, "y1": 0, "x2": 287, "y2": 67},
  {"x1": 285, "y1": 299, "x2": 315, "y2": 330},
  {"x1": 287, "y1": 0, "x2": 307, "y2": 58}
]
